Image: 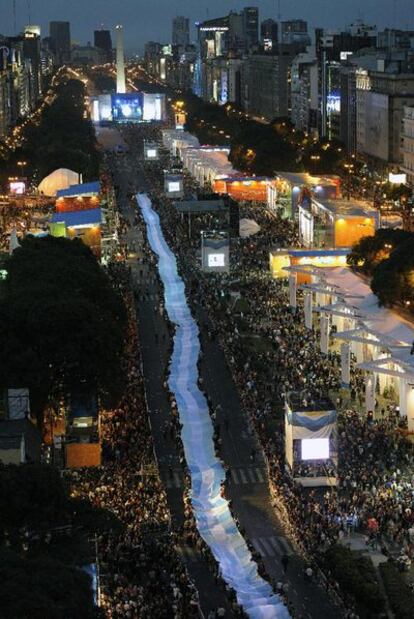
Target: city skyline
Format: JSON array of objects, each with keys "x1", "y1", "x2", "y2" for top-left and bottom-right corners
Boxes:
[{"x1": 2, "y1": 0, "x2": 414, "y2": 51}]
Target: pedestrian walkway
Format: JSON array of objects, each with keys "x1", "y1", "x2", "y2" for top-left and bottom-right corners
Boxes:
[
  {"x1": 252, "y1": 537, "x2": 294, "y2": 559},
  {"x1": 229, "y1": 466, "x2": 267, "y2": 485}
]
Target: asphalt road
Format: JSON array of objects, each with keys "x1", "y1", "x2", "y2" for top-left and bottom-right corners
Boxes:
[{"x1": 106, "y1": 128, "x2": 342, "y2": 619}]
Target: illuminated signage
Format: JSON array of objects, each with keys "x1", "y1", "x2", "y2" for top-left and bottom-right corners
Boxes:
[
  {"x1": 9, "y1": 181, "x2": 26, "y2": 195},
  {"x1": 199, "y1": 26, "x2": 229, "y2": 32},
  {"x1": 208, "y1": 253, "x2": 225, "y2": 267},
  {"x1": 327, "y1": 94, "x2": 340, "y2": 113},
  {"x1": 168, "y1": 181, "x2": 181, "y2": 193},
  {"x1": 388, "y1": 172, "x2": 407, "y2": 184}
]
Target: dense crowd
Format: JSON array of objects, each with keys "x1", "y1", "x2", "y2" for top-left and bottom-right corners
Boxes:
[
  {"x1": 128, "y1": 123, "x2": 414, "y2": 615},
  {"x1": 68, "y1": 260, "x2": 201, "y2": 618}
]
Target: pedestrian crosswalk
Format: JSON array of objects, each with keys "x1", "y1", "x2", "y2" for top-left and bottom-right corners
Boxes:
[
  {"x1": 251, "y1": 536, "x2": 293, "y2": 559},
  {"x1": 178, "y1": 537, "x2": 293, "y2": 562},
  {"x1": 229, "y1": 466, "x2": 267, "y2": 485},
  {"x1": 163, "y1": 471, "x2": 183, "y2": 489},
  {"x1": 178, "y1": 544, "x2": 199, "y2": 561}
]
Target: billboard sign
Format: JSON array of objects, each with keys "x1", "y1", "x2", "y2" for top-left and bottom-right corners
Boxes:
[
  {"x1": 9, "y1": 180, "x2": 26, "y2": 195},
  {"x1": 363, "y1": 92, "x2": 389, "y2": 161},
  {"x1": 388, "y1": 172, "x2": 407, "y2": 184},
  {"x1": 143, "y1": 93, "x2": 166, "y2": 121}
]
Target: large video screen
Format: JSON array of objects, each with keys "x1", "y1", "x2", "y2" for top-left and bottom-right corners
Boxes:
[
  {"x1": 143, "y1": 93, "x2": 166, "y2": 121},
  {"x1": 147, "y1": 148, "x2": 157, "y2": 159},
  {"x1": 301, "y1": 438, "x2": 330, "y2": 461},
  {"x1": 9, "y1": 181, "x2": 26, "y2": 195},
  {"x1": 208, "y1": 253, "x2": 225, "y2": 267},
  {"x1": 111, "y1": 94, "x2": 143, "y2": 122},
  {"x1": 168, "y1": 181, "x2": 181, "y2": 193}
]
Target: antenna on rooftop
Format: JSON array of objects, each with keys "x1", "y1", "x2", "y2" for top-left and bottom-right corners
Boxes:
[
  {"x1": 27, "y1": 0, "x2": 31, "y2": 24},
  {"x1": 13, "y1": 0, "x2": 16, "y2": 33},
  {"x1": 277, "y1": 0, "x2": 282, "y2": 21}
]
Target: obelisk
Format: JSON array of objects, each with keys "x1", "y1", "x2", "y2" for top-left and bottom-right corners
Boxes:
[{"x1": 115, "y1": 24, "x2": 126, "y2": 94}]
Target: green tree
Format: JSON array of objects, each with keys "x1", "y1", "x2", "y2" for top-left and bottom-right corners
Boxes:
[
  {"x1": 0, "y1": 236, "x2": 126, "y2": 417},
  {"x1": 372, "y1": 237, "x2": 414, "y2": 309},
  {"x1": 347, "y1": 229, "x2": 413, "y2": 274},
  {"x1": 0, "y1": 550, "x2": 97, "y2": 619}
]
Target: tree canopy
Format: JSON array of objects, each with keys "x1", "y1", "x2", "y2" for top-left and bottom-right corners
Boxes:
[
  {"x1": 0, "y1": 550, "x2": 97, "y2": 619},
  {"x1": 347, "y1": 228, "x2": 414, "y2": 312},
  {"x1": 0, "y1": 236, "x2": 126, "y2": 415},
  {"x1": 0, "y1": 77, "x2": 101, "y2": 188},
  {"x1": 347, "y1": 228, "x2": 413, "y2": 274}
]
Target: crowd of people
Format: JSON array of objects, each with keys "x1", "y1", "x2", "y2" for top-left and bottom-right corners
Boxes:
[
  {"x1": 126, "y1": 122, "x2": 414, "y2": 615},
  {"x1": 68, "y1": 257, "x2": 201, "y2": 617}
]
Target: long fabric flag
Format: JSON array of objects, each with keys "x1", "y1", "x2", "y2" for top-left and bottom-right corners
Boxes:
[{"x1": 137, "y1": 193, "x2": 290, "y2": 619}]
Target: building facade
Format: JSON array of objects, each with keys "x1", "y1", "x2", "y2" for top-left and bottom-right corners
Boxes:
[
  {"x1": 402, "y1": 105, "x2": 414, "y2": 185},
  {"x1": 172, "y1": 16, "x2": 190, "y2": 48},
  {"x1": 356, "y1": 69, "x2": 414, "y2": 164},
  {"x1": 49, "y1": 21, "x2": 71, "y2": 64},
  {"x1": 243, "y1": 52, "x2": 293, "y2": 120},
  {"x1": 94, "y1": 29, "x2": 112, "y2": 62}
]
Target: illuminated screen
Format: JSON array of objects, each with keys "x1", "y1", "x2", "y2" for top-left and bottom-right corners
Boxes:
[
  {"x1": 10, "y1": 181, "x2": 26, "y2": 195},
  {"x1": 301, "y1": 438, "x2": 330, "y2": 460},
  {"x1": 143, "y1": 93, "x2": 165, "y2": 121},
  {"x1": 147, "y1": 149, "x2": 157, "y2": 158},
  {"x1": 111, "y1": 94, "x2": 143, "y2": 122},
  {"x1": 208, "y1": 253, "x2": 225, "y2": 267},
  {"x1": 168, "y1": 181, "x2": 181, "y2": 193},
  {"x1": 389, "y1": 173, "x2": 407, "y2": 184}
]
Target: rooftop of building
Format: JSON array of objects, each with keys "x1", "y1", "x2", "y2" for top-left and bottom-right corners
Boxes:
[
  {"x1": 312, "y1": 197, "x2": 378, "y2": 217},
  {"x1": 274, "y1": 171, "x2": 340, "y2": 187},
  {"x1": 0, "y1": 419, "x2": 41, "y2": 462},
  {"x1": 51, "y1": 208, "x2": 102, "y2": 227},
  {"x1": 56, "y1": 181, "x2": 100, "y2": 198}
]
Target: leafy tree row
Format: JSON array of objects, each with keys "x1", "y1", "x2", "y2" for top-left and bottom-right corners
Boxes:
[
  {"x1": 347, "y1": 229, "x2": 414, "y2": 312},
  {"x1": 0, "y1": 236, "x2": 127, "y2": 418},
  {"x1": 182, "y1": 94, "x2": 347, "y2": 176},
  {"x1": 1, "y1": 78, "x2": 101, "y2": 188}
]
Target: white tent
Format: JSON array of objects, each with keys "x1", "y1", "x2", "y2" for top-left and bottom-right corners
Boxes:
[
  {"x1": 239, "y1": 218, "x2": 261, "y2": 238},
  {"x1": 38, "y1": 168, "x2": 79, "y2": 197}
]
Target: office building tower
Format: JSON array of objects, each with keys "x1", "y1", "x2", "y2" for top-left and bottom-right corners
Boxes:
[
  {"x1": 49, "y1": 21, "x2": 71, "y2": 64},
  {"x1": 261, "y1": 19, "x2": 278, "y2": 50},
  {"x1": 172, "y1": 16, "x2": 190, "y2": 47},
  {"x1": 242, "y1": 7, "x2": 259, "y2": 50},
  {"x1": 94, "y1": 29, "x2": 112, "y2": 62}
]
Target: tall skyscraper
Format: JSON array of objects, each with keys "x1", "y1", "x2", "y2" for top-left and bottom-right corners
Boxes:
[
  {"x1": 261, "y1": 18, "x2": 278, "y2": 49},
  {"x1": 94, "y1": 29, "x2": 112, "y2": 62},
  {"x1": 242, "y1": 7, "x2": 259, "y2": 50},
  {"x1": 49, "y1": 21, "x2": 71, "y2": 64},
  {"x1": 115, "y1": 25, "x2": 126, "y2": 94},
  {"x1": 172, "y1": 16, "x2": 190, "y2": 47},
  {"x1": 24, "y1": 25, "x2": 42, "y2": 100}
]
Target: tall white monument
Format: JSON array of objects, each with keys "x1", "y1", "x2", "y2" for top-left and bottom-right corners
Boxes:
[{"x1": 115, "y1": 24, "x2": 126, "y2": 94}]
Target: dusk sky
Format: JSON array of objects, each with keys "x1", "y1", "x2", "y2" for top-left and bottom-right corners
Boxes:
[{"x1": 3, "y1": 0, "x2": 414, "y2": 51}]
